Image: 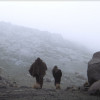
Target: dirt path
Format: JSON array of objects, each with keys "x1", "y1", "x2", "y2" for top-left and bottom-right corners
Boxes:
[{"x1": 0, "y1": 87, "x2": 100, "y2": 100}]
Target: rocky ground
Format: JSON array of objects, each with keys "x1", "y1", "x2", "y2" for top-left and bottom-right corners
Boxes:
[
  {"x1": 0, "y1": 87, "x2": 100, "y2": 100},
  {"x1": 0, "y1": 76, "x2": 100, "y2": 100}
]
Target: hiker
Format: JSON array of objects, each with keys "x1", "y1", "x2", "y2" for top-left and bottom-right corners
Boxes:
[
  {"x1": 52, "y1": 66, "x2": 62, "y2": 89},
  {"x1": 29, "y1": 57, "x2": 47, "y2": 89}
]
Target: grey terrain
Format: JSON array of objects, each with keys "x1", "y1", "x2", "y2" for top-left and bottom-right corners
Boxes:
[{"x1": 0, "y1": 22, "x2": 98, "y2": 100}]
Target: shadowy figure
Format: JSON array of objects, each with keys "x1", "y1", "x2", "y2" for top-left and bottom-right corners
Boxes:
[
  {"x1": 52, "y1": 66, "x2": 62, "y2": 89},
  {"x1": 29, "y1": 57, "x2": 47, "y2": 89}
]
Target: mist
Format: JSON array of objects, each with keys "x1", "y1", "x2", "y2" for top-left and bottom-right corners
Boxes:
[
  {"x1": 1, "y1": 1, "x2": 99, "y2": 87},
  {"x1": 0, "y1": 1, "x2": 100, "y2": 52}
]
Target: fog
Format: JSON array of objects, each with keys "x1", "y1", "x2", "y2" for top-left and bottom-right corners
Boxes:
[
  {"x1": 0, "y1": 1, "x2": 100, "y2": 52},
  {"x1": 0, "y1": 1, "x2": 97, "y2": 86}
]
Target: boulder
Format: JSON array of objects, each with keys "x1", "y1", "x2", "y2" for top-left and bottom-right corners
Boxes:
[
  {"x1": 87, "y1": 51, "x2": 100, "y2": 86},
  {"x1": 44, "y1": 78, "x2": 52, "y2": 82},
  {"x1": 0, "y1": 76, "x2": 17, "y2": 88},
  {"x1": 88, "y1": 80, "x2": 100, "y2": 95},
  {"x1": 0, "y1": 67, "x2": 2, "y2": 74}
]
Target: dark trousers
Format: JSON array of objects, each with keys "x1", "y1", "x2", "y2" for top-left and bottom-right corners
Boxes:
[
  {"x1": 35, "y1": 75, "x2": 43, "y2": 88},
  {"x1": 54, "y1": 77, "x2": 61, "y2": 86}
]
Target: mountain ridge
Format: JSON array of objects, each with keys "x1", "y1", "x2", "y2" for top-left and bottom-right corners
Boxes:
[{"x1": 0, "y1": 21, "x2": 91, "y2": 86}]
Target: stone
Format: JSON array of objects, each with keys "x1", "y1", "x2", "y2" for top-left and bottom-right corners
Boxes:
[
  {"x1": 44, "y1": 78, "x2": 52, "y2": 82},
  {"x1": 87, "y1": 51, "x2": 100, "y2": 86},
  {"x1": 88, "y1": 80, "x2": 100, "y2": 95}
]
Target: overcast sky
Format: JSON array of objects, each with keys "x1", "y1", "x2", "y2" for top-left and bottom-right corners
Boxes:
[{"x1": 0, "y1": 1, "x2": 100, "y2": 52}]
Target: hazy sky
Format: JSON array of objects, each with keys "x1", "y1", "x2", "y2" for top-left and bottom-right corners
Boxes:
[{"x1": 0, "y1": 1, "x2": 100, "y2": 52}]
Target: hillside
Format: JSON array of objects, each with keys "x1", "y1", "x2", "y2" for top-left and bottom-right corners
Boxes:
[{"x1": 0, "y1": 22, "x2": 91, "y2": 87}]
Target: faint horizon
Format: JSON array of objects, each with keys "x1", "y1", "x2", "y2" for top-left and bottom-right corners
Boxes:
[{"x1": 0, "y1": 1, "x2": 100, "y2": 52}]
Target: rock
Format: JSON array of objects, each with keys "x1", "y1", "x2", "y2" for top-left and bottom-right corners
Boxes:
[
  {"x1": 20, "y1": 86, "x2": 30, "y2": 88},
  {"x1": 0, "y1": 76, "x2": 17, "y2": 88},
  {"x1": 79, "y1": 82, "x2": 90, "y2": 91},
  {"x1": 44, "y1": 78, "x2": 52, "y2": 82},
  {"x1": 83, "y1": 81, "x2": 89, "y2": 86},
  {"x1": 12, "y1": 81, "x2": 18, "y2": 87},
  {"x1": 65, "y1": 86, "x2": 78, "y2": 91},
  {"x1": 88, "y1": 80, "x2": 100, "y2": 95},
  {"x1": 0, "y1": 76, "x2": 2, "y2": 80},
  {"x1": 0, "y1": 67, "x2": 2, "y2": 74},
  {"x1": 79, "y1": 86, "x2": 89, "y2": 91},
  {"x1": 87, "y1": 51, "x2": 100, "y2": 86},
  {"x1": 0, "y1": 82, "x2": 7, "y2": 88}
]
